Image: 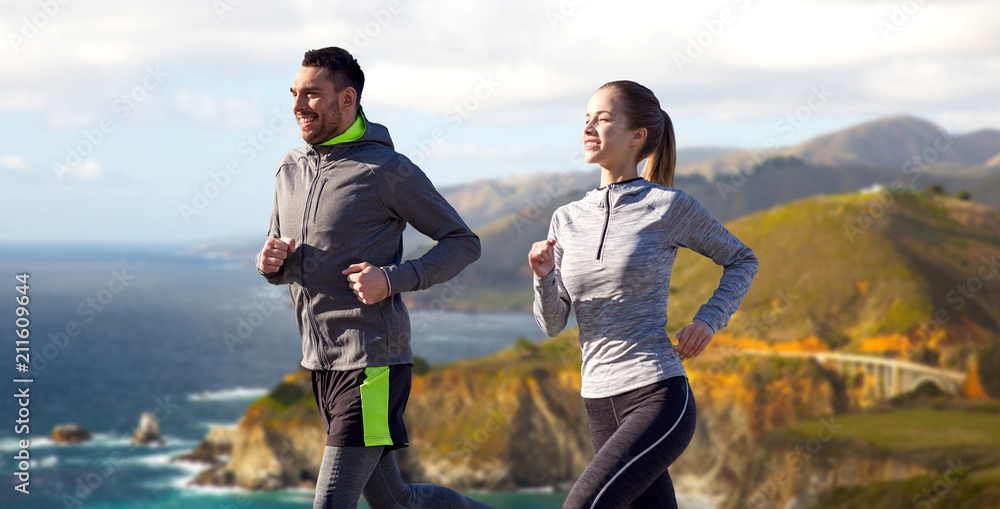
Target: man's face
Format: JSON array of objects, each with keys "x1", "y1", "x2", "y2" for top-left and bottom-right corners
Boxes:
[{"x1": 291, "y1": 66, "x2": 349, "y2": 145}]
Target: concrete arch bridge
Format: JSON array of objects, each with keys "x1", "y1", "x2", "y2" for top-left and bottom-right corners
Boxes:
[{"x1": 739, "y1": 350, "x2": 967, "y2": 399}]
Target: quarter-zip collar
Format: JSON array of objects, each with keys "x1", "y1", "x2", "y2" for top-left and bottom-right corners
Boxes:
[{"x1": 584, "y1": 177, "x2": 653, "y2": 207}]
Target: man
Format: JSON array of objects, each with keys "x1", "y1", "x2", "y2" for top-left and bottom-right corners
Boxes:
[{"x1": 256, "y1": 47, "x2": 489, "y2": 509}]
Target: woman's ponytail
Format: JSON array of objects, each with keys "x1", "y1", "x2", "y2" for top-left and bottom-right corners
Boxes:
[
  {"x1": 600, "y1": 81, "x2": 677, "y2": 188},
  {"x1": 641, "y1": 109, "x2": 676, "y2": 188}
]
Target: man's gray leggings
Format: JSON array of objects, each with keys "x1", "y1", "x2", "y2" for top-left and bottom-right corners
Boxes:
[{"x1": 313, "y1": 445, "x2": 493, "y2": 509}]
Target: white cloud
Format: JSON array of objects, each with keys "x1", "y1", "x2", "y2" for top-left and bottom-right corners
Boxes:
[
  {"x1": 172, "y1": 89, "x2": 264, "y2": 129},
  {"x1": 935, "y1": 107, "x2": 1000, "y2": 134},
  {"x1": 0, "y1": 0, "x2": 997, "y2": 133},
  {"x1": 63, "y1": 158, "x2": 104, "y2": 181},
  {"x1": 0, "y1": 155, "x2": 29, "y2": 171}
]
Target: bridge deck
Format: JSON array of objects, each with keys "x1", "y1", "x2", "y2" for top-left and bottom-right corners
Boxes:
[{"x1": 738, "y1": 349, "x2": 967, "y2": 382}]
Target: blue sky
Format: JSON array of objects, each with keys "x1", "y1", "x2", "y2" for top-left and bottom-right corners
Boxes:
[{"x1": 2, "y1": 0, "x2": 999, "y2": 244}]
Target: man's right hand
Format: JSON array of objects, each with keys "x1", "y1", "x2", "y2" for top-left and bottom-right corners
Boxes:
[
  {"x1": 528, "y1": 238, "x2": 556, "y2": 278},
  {"x1": 258, "y1": 237, "x2": 296, "y2": 274}
]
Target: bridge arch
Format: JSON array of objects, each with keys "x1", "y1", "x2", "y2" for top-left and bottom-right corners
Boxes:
[{"x1": 907, "y1": 376, "x2": 952, "y2": 396}]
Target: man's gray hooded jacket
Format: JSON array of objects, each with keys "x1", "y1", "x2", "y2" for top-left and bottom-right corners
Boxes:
[{"x1": 257, "y1": 117, "x2": 480, "y2": 370}]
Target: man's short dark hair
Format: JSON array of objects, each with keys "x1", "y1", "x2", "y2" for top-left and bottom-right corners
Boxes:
[{"x1": 302, "y1": 47, "x2": 365, "y2": 103}]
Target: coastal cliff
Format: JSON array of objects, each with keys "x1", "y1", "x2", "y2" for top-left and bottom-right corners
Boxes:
[
  {"x1": 190, "y1": 334, "x2": 593, "y2": 491},
  {"x1": 398, "y1": 334, "x2": 592, "y2": 490},
  {"x1": 187, "y1": 331, "x2": 847, "y2": 493},
  {"x1": 187, "y1": 330, "x2": 999, "y2": 508},
  {"x1": 191, "y1": 371, "x2": 326, "y2": 490}
]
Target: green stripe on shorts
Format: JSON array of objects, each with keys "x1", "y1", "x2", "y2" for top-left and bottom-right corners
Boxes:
[{"x1": 360, "y1": 366, "x2": 392, "y2": 446}]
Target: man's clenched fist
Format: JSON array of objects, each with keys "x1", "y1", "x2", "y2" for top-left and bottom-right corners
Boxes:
[
  {"x1": 343, "y1": 262, "x2": 390, "y2": 305},
  {"x1": 258, "y1": 237, "x2": 296, "y2": 274}
]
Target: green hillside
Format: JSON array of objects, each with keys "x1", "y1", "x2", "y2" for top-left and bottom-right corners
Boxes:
[
  {"x1": 793, "y1": 407, "x2": 1000, "y2": 509},
  {"x1": 666, "y1": 190, "x2": 1000, "y2": 349},
  {"x1": 405, "y1": 188, "x2": 585, "y2": 311}
]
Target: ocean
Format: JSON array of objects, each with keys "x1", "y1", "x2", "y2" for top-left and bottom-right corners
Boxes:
[{"x1": 0, "y1": 245, "x2": 715, "y2": 509}]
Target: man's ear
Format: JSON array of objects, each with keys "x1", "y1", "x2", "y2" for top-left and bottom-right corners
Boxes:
[{"x1": 341, "y1": 87, "x2": 358, "y2": 110}]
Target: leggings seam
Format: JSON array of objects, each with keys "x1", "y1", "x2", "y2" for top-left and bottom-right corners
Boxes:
[
  {"x1": 609, "y1": 398, "x2": 622, "y2": 427},
  {"x1": 589, "y1": 378, "x2": 690, "y2": 509}
]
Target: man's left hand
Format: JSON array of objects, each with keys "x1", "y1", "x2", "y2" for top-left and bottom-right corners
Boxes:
[{"x1": 343, "y1": 262, "x2": 389, "y2": 305}]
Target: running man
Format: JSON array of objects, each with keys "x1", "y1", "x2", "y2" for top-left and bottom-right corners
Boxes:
[{"x1": 256, "y1": 46, "x2": 491, "y2": 509}]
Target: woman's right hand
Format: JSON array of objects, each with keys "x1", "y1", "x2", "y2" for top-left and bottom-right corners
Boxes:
[{"x1": 528, "y1": 238, "x2": 557, "y2": 278}]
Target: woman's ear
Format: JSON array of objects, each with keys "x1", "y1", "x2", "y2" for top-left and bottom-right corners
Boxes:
[{"x1": 631, "y1": 127, "x2": 648, "y2": 147}]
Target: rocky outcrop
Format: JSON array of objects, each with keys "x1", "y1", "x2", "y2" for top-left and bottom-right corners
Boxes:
[
  {"x1": 191, "y1": 371, "x2": 326, "y2": 490},
  {"x1": 132, "y1": 412, "x2": 163, "y2": 445},
  {"x1": 176, "y1": 425, "x2": 238, "y2": 465},
  {"x1": 50, "y1": 424, "x2": 91, "y2": 444}
]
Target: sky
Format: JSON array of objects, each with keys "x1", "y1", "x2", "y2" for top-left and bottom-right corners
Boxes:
[{"x1": 2, "y1": 0, "x2": 999, "y2": 244}]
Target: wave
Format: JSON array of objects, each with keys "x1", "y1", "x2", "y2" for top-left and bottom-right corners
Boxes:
[
  {"x1": 198, "y1": 421, "x2": 240, "y2": 430},
  {"x1": 126, "y1": 452, "x2": 179, "y2": 467},
  {"x1": 30, "y1": 455, "x2": 59, "y2": 469},
  {"x1": 515, "y1": 485, "x2": 556, "y2": 493},
  {"x1": 0, "y1": 432, "x2": 129, "y2": 452},
  {"x1": 187, "y1": 387, "x2": 269, "y2": 401},
  {"x1": 176, "y1": 482, "x2": 249, "y2": 496},
  {"x1": 0, "y1": 433, "x2": 198, "y2": 455}
]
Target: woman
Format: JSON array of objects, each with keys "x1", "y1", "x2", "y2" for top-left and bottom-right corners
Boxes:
[{"x1": 529, "y1": 81, "x2": 758, "y2": 508}]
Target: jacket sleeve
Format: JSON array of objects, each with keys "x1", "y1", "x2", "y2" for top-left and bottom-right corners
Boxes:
[
  {"x1": 532, "y1": 215, "x2": 572, "y2": 337},
  {"x1": 664, "y1": 191, "x2": 758, "y2": 333},
  {"x1": 256, "y1": 187, "x2": 291, "y2": 286},
  {"x1": 373, "y1": 156, "x2": 481, "y2": 294}
]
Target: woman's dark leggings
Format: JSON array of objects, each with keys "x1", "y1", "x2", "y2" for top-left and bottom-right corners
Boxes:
[{"x1": 564, "y1": 376, "x2": 696, "y2": 509}]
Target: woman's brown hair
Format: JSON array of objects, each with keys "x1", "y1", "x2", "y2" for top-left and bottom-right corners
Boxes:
[{"x1": 598, "y1": 81, "x2": 677, "y2": 187}]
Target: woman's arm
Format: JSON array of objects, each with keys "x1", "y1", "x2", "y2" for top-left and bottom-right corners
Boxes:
[
  {"x1": 530, "y1": 220, "x2": 572, "y2": 337},
  {"x1": 666, "y1": 191, "x2": 759, "y2": 335}
]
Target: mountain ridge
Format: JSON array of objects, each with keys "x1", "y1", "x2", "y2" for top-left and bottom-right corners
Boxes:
[{"x1": 678, "y1": 114, "x2": 1000, "y2": 177}]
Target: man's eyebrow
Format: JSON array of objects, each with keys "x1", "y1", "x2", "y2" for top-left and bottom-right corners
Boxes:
[{"x1": 290, "y1": 86, "x2": 323, "y2": 94}]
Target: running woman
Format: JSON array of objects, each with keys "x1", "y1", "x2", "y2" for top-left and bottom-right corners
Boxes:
[
  {"x1": 529, "y1": 81, "x2": 758, "y2": 508},
  {"x1": 257, "y1": 46, "x2": 492, "y2": 509}
]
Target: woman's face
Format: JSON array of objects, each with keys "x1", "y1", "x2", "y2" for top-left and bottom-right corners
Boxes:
[{"x1": 582, "y1": 88, "x2": 640, "y2": 166}]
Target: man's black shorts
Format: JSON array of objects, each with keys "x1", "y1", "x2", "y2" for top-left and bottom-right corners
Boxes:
[{"x1": 310, "y1": 364, "x2": 411, "y2": 449}]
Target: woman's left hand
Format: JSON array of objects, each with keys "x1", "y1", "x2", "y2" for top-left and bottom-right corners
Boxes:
[{"x1": 675, "y1": 319, "x2": 714, "y2": 360}]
